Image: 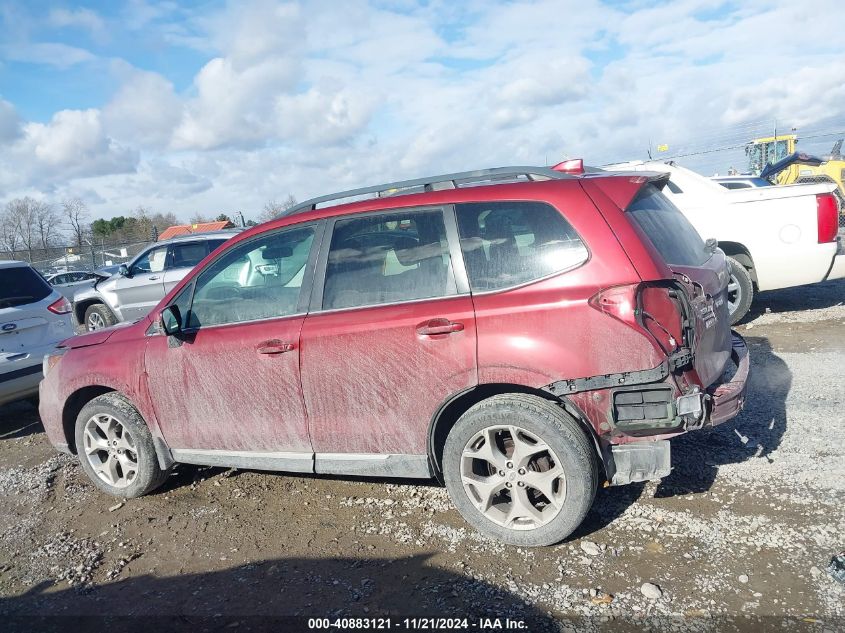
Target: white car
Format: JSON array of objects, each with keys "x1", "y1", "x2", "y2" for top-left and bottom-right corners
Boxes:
[
  {"x1": 1, "y1": 261, "x2": 73, "y2": 406},
  {"x1": 45, "y1": 270, "x2": 99, "y2": 299},
  {"x1": 607, "y1": 161, "x2": 845, "y2": 322}
]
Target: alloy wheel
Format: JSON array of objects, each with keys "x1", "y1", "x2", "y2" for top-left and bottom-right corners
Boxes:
[
  {"x1": 727, "y1": 272, "x2": 741, "y2": 316},
  {"x1": 87, "y1": 311, "x2": 105, "y2": 330},
  {"x1": 82, "y1": 414, "x2": 139, "y2": 488},
  {"x1": 460, "y1": 425, "x2": 566, "y2": 530}
]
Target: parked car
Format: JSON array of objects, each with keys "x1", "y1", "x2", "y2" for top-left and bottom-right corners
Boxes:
[
  {"x1": 609, "y1": 161, "x2": 844, "y2": 323},
  {"x1": 1, "y1": 261, "x2": 73, "y2": 406},
  {"x1": 39, "y1": 166, "x2": 749, "y2": 546},
  {"x1": 712, "y1": 176, "x2": 772, "y2": 190},
  {"x1": 45, "y1": 270, "x2": 100, "y2": 299},
  {"x1": 72, "y1": 230, "x2": 240, "y2": 331}
]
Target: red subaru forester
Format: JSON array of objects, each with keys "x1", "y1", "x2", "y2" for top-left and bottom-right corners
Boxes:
[{"x1": 39, "y1": 166, "x2": 749, "y2": 546}]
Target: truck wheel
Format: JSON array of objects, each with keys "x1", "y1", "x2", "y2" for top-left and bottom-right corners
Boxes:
[
  {"x1": 726, "y1": 257, "x2": 753, "y2": 325},
  {"x1": 443, "y1": 394, "x2": 598, "y2": 546},
  {"x1": 84, "y1": 303, "x2": 117, "y2": 331},
  {"x1": 74, "y1": 393, "x2": 169, "y2": 498}
]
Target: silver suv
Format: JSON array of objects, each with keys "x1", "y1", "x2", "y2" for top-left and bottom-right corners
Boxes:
[
  {"x1": 73, "y1": 230, "x2": 240, "y2": 331},
  {"x1": 1, "y1": 261, "x2": 73, "y2": 406}
]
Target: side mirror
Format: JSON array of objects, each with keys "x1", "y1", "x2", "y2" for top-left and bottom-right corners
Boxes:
[
  {"x1": 705, "y1": 238, "x2": 719, "y2": 254},
  {"x1": 118, "y1": 264, "x2": 131, "y2": 277},
  {"x1": 159, "y1": 305, "x2": 182, "y2": 336}
]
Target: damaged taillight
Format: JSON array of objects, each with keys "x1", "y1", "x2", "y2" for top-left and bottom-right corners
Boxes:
[
  {"x1": 591, "y1": 283, "x2": 686, "y2": 354},
  {"x1": 588, "y1": 284, "x2": 640, "y2": 327},
  {"x1": 639, "y1": 285, "x2": 684, "y2": 351}
]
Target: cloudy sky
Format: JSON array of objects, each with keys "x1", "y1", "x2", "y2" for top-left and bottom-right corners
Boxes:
[{"x1": 0, "y1": 0, "x2": 843, "y2": 222}]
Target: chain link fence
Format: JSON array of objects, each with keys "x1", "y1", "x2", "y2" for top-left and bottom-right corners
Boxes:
[
  {"x1": 0, "y1": 240, "x2": 154, "y2": 275},
  {"x1": 788, "y1": 174, "x2": 845, "y2": 231}
]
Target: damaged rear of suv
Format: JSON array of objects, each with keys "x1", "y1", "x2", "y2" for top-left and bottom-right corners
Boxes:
[{"x1": 39, "y1": 166, "x2": 748, "y2": 547}]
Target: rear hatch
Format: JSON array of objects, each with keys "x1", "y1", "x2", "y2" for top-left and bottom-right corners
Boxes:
[
  {"x1": 0, "y1": 266, "x2": 63, "y2": 358},
  {"x1": 625, "y1": 183, "x2": 732, "y2": 388}
]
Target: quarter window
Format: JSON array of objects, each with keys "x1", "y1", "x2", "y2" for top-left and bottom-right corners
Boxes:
[
  {"x1": 455, "y1": 201, "x2": 588, "y2": 291},
  {"x1": 186, "y1": 226, "x2": 315, "y2": 328},
  {"x1": 322, "y1": 209, "x2": 457, "y2": 310}
]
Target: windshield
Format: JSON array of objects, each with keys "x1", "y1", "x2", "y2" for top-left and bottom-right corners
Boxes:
[{"x1": 0, "y1": 266, "x2": 53, "y2": 309}]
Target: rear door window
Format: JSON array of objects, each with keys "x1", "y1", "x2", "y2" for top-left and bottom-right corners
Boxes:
[
  {"x1": 0, "y1": 266, "x2": 52, "y2": 308},
  {"x1": 169, "y1": 241, "x2": 209, "y2": 269},
  {"x1": 455, "y1": 201, "x2": 588, "y2": 291},
  {"x1": 322, "y1": 209, "x2": 457, "y2": 310},
  {"x1": 627, "y1": 185, "x2": 709, "y2": 267}
]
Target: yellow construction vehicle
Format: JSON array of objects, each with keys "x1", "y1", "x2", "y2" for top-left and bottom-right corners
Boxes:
[{"x1": 746, "y1": 134, "x2": 845, "y2": 200}]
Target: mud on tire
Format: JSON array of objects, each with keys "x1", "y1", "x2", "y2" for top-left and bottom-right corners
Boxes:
[
  {"x1": 74, "y1": 392, "x2": 169, "y2": 498},
  {"x1": 84, "y1": 303, "x2": 117, "y2": 331},
  {"x1": 726, "y1": 257, "x2": 754, "y2": 325},
  {"x1": 443, "y1": 394, "x2": 598, "y2": 547}
]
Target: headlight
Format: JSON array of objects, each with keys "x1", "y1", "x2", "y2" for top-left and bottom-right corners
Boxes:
[{"x1": 42, "y1": 348, "x2": 67, "y2": 377}]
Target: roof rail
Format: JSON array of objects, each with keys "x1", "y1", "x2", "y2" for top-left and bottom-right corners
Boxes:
[{"x1": 280, "y1": 166, "x2": 570, "y2": 217}]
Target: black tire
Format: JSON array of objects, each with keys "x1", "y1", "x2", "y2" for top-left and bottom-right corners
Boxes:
[
  {"x1": 84, "y1": 303, "x2": 117, "y2": 331},
  {"x1": 74, "y1": 392, "x2": 168, "y2": 498},
  {"x1": 726, "y1": 257, "x2": 754, "y2": 325},
  {"x1": 443, "y1": 394, "x2": 598, "y2": 547}
]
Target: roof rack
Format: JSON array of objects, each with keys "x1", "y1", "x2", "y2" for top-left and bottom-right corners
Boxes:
[{"x1": 280, "y1": 166, "x2": 570, "y2": 217}]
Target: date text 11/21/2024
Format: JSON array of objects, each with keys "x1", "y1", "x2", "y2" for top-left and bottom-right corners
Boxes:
[{"x1": 307, "y1": 617, "x2": 528, "y2": 630}]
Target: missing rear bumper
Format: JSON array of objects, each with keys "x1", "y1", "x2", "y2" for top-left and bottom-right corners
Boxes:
[{"x1": 607, "y1": 440, "x2": 671, "y2": 486}]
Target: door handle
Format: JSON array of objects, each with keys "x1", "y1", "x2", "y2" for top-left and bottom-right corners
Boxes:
[
  {"x1": 256, "y1": 339, "x2": 296, "y2": 354},
  {"x1": 148, "y1": 275, "x2": 160, "y2": 280},
  {"x1": 416, "y1": 318, "x2": 464, "y2": 336}
]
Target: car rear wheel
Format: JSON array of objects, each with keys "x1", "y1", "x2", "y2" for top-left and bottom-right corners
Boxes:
[
  {"x1": 443, "y1": 394, "x2": 598, "y2": 546},
  {"x1": 74, "y1": 393, "x2": 169, "y2": 498},
  {"x1": 84, "y1": 303, "x2": 117, "y2": 331},
  {"x1": 726, "y1": 257, "x2": 754, "y2": 325}
]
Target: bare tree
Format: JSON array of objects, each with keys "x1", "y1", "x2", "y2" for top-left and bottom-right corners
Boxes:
[
  {"x1": 259, "y1": 194, "x2": 297, "y2": 222},
  {"x1": 34, "y1": 201, "x2": 60, "y2": 249},
  {"x1": 62, "y1": 198, "x2": 89, "y2": 248},
  {"x1": 4, "y1": 198, "x2": 41, "y2": 261},
  {"x1": 0, "y1": 205, "x2": 22, "y2": 255},
  {"x1": 189, "y1": 212, "x2": 212, "y2": 224}
]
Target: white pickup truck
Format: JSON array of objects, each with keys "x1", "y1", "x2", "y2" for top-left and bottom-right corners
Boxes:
[{"x1": 607, "y1": 161, "x2": 845, "y2": 323}]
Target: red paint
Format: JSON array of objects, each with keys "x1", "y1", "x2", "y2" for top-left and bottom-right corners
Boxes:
[
  {"x1": 301, "y1": 296, "x2": 477, "y2": 455},
  {"x1": 39, "y1": 173, "x2": 748, "y2": 467},
  {"x1": 144, "y1": 316, "x2": 310, "y2": 451}
]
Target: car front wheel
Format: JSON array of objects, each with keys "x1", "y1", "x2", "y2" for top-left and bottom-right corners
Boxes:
[
  {"x1": 443, "y1": 394, "x2": 598, "y2": 546},
  {"x1": 74, "y1": 393, "x2": 168, "y2": 498},
  {"x1": 84, "y1": 303, "x2": 117, "y2": 331}
]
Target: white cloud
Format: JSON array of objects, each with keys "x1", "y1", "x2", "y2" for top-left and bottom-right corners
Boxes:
[
  {"x1": 2, "y1": 0, "x2": 845, "y2": 222},
  {"x1": 0, "y1": 109, "x2": 138, "y2": 191},
  {"x1": 48, "y1": 7, "x2": 106, "y2": 37},
  {"x1": 3, "y1": 42, "x2": 95, "y2": 69},
  {"x1": 102, "y1": 67, "x2": 182, "y2": 147},
  {"x1": 0, "y1": 98, "x2": 21, "y2": 143}
]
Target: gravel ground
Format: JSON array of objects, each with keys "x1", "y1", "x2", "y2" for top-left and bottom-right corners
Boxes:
[{"x1": 0, "y1": 280, "x2": 843, "y2": 631}]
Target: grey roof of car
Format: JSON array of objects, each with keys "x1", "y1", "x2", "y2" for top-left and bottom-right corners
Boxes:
[
  {"x1": 280, "y1": 166, "x2": 573, "y2": 217},
  {"x1": 0, "y1": 260, "x2": 29, "y2": 268}
]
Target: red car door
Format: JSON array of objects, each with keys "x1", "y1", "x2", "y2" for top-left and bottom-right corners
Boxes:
[
  {"x1": 299, "y1": 206, "x2": 477, "y2": 475},
  {"x1": 144, "y1": 224, "x2": 322, "y2": 468}
]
